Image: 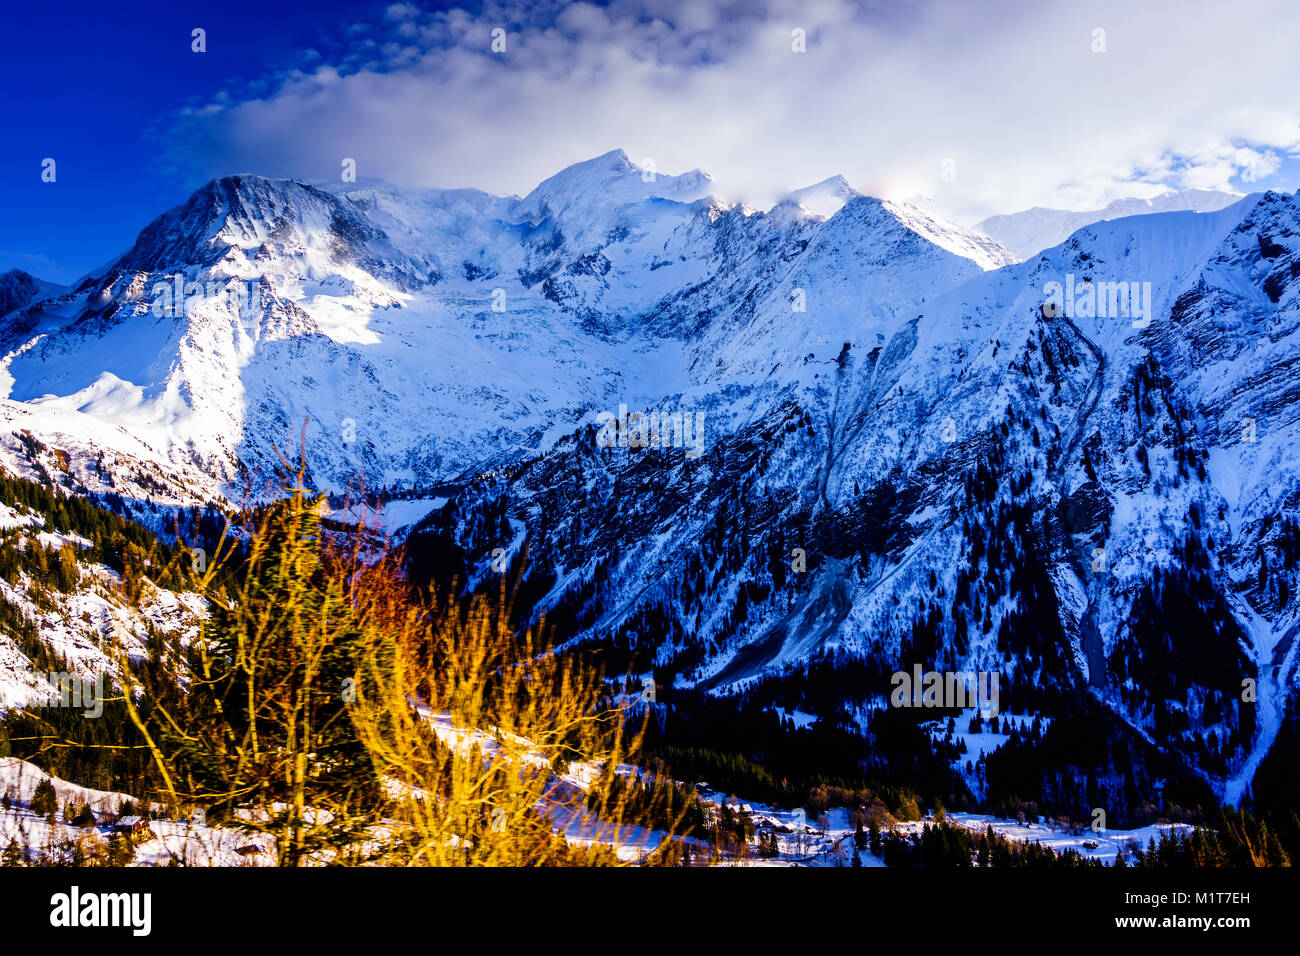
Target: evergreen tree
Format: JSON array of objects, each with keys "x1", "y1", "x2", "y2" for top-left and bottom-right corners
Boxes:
[
  {"x1": 30, "y1": 779, "x2": 57, "y2": 817},
  {"x1": 2, "y1": 838, "x2": 23, "y2": 867},
  {"x1": 124, "y1": 472, "x2": 385, "y2": 865}
]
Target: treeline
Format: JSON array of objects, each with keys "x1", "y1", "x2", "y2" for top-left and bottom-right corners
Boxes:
[
  {"x1": 0, "y1": 467, "x2": 195, "y2": 595},
  {"x1": 587, "y1": 770, "x2": 707, "y2": 837},
  {"x1": 879, "y1": 821, "x2": 1105, "y2": 868},
  {"x1": 1127, "y1": 808, "x2": 1300, "y2": 867},
  {"x1": 0, "y1": 665, "x2": 170, "y2": 800}
]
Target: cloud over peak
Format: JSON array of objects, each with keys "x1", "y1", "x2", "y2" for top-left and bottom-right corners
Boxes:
[{"x1": 160, "y1": 0, "x2": 1300, "y2": 224}]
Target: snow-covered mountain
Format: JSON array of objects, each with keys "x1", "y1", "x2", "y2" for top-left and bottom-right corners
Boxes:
[
  {"x1": 0, "y1": 153, "x2": 1009, "y2": 504},
  {"x1": 975, "y1": 189, "x2": 1243, "y2": 262},
  {"x1": 786, "y1": 175, "x2": 861, "y2": 219},
  {"x1": 2, "y1": 152, "x2": 1299, "y2": 820}
]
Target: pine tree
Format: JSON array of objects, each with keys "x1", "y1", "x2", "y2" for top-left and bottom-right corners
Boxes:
[
  {"x1": 30, "y1": 779, "x2": 56, "y2": 817},
  {"x1": 111, "y1": 453, "x2": 667, "y2": 867},
  {"x1": 121, "y1": 471, "x2": 386, "y2": 865},
  {"x1": 2, "y1": 838, "x2": 23, "y2": 867}
]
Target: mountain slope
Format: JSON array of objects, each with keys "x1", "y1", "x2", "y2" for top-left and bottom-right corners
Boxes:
[
  {"x1": 1, "y1": 156, "x2": 1298, "y2": 821},
  {"x1": 410, "y1": 190, "x2": 1300, "y2": 817}
]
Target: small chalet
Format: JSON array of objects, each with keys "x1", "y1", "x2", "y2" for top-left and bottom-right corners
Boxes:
[{"x1": 113, "y1": 815, "x2": 150, "y2": 835}]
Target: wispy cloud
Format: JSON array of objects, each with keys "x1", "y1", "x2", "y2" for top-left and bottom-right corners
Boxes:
[{"x1": 158, "y1": 0, "x2": 1300, "y2": 220}]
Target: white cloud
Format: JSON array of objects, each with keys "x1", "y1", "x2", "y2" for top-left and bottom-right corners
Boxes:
[{"x1": 160, "y1": 0, "x2": 1300, "y2": 221}]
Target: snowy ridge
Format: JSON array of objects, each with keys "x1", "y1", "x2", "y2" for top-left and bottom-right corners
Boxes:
[{"x1": 976, "y1": 188, "x2": 1244, "y2": 262}]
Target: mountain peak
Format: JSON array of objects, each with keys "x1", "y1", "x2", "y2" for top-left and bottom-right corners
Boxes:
[
  {"x1": 810, "y1": 195, "x2": 1016, "y2": 271},
  {"x1": 0, "y1": 268, "x2": 36, "y2": 285},
  {"x1": 590, "y1": 147, "x2": 636, "y2": 169},
  {"x1": 513, "y1": 150, "x2": 713, "y2": 226},
  {"x1": 98, "y1": 173, "x2": 436, "y2": 297},
  {"x1": 0, "y1": 268, "x2": 63, "y2": 318},
  {"x1": 784, "y1": 175, "x2": 861, "y2": 218},
  {"x1": 0, "y1": 269, "x2": 40, "y2": 318}
]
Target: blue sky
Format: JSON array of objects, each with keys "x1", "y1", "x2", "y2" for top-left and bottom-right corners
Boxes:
[
  {"x1": 4, "y1": 0, "x2": 1300, "y2": 284},
  {"x1": 0, "y1": 0, "x2": 387, "y2": 282}
]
